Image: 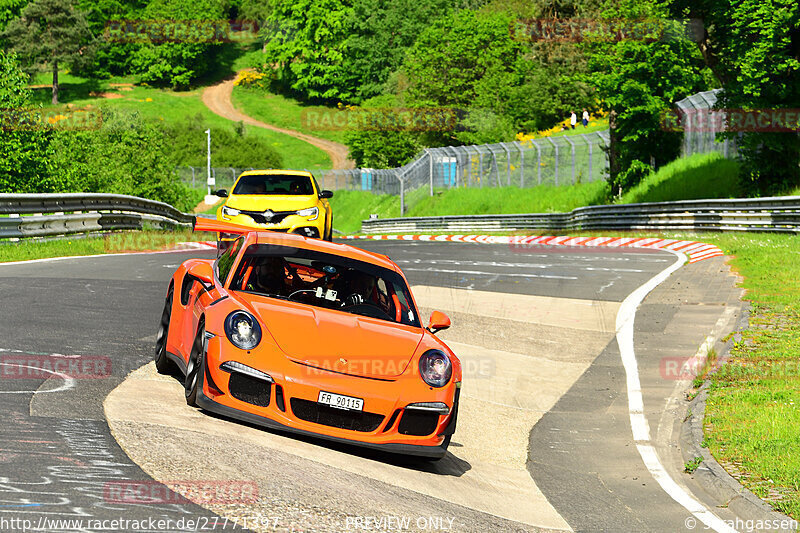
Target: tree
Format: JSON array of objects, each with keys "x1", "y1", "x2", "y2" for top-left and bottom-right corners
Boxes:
[
  {"x1": 584, "y1": 2, "x2": 711, "y2": 191},
  {"x1": 342, "y1": 0, "x2": 457, "y2": 102},
  {"x1": 48, "y1": 109, "x2": 198, "y2": 210},
  {"x1": 75, "y1": 0, "x2": 146, "y2": 79},
  {"x1": 2, "y1": 0, "x2": 93, "y2": 104},
  {"x1": 261, "y1": 0, "x2": 354, "y2": 101},
  {"x1": 403, "y1": 10, "x2": 521, "y2": 109},
  {"x1": 0, "y1": 51, "x2": 54, "y2": 192},
  {"x1": 130, "y1": 0, "x2": 228, "y2": 89},
  {"x1": 0, "y1": 0, "x2": 28, "y2": 33},
  {"x1": 672, "y1": 0, "x2": 800, "y2": 194}
]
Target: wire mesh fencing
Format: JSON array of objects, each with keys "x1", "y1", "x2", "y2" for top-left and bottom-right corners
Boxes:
[
  {"x1": 176, "y1": 87, "x2": 742, "y2": 218},
  {"x1": 391, "y1": 132, "x2": 610, "y2": 213},
  {"x1": 176, "y1": 166, "x2": 254, "y2": 192},
  {"x1": 675, "y1": 89, "x2": 739, "y2": 158}
]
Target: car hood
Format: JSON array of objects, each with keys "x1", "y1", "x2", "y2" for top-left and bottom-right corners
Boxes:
[
  {"x1": 249, "y1": 299, "x2": 423, "y2": 379},
  {"x1": 227, "y1": 194, "x2": 316, "y2": 212}
]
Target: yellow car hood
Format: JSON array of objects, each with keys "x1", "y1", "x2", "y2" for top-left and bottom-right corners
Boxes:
[{"x1": 226, "y1": 194, "x2": 317, "y2": 212}]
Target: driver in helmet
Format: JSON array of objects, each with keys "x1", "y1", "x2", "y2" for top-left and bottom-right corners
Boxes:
[
  {"x1": 340, "y1": 270, "x2": 376, "y2": 307},
  {"x1": 248, "y1": 256, "x2": 294, "y2": 295}
]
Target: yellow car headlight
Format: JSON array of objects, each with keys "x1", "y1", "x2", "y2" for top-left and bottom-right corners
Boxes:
[
  {"x1": 296, "y1": 206, "x2": 319, "y2": 220},
  {"x1": 221, "y1": 206, "x2": 240, "y2": 219}
]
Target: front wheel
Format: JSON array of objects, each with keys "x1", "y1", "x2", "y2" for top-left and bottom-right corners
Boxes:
[
  {"x1": 185, "y1": 320, "x2": 205, "y2": 407},
  {"x1": 154, "y1": 285, "x2": 174, "y2": 374},
  {"x1": 323, "y1": 214, "x2": 334, "y2": 241}
]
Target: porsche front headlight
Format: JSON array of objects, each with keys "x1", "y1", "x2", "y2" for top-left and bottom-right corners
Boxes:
[
  {"x1": 224, "y1": 311, "x2": 261, "y2": 350},
  {"x1": 296, "y1": 206, "x2": 319, "y2": 220},
  {"x1": 419, "y1": 349, "x2": 452, "y2": 388},
  {"x1": 222, "y1": 205, "x2": 240, "y2": 219}
]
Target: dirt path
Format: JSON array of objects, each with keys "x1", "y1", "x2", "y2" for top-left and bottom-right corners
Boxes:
[{"x1": 202, "y1": 78, "x2": 354, "y2": 169}]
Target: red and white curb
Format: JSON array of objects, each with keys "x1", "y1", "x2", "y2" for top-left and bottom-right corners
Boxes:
[
  {"x1": 173, "y1": 241, "x2": 217, "y2": 250},
  {"x1": 341, "y1": 234, "x2": 724, "y2": 264},
  {"x1": 177, "y1": 235, "x2": 724, "y2": 264}
]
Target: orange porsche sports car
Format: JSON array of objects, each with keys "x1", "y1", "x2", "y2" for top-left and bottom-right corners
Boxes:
[{"x1": 154, "y1": 218, "x2": 461, "y2": 459}]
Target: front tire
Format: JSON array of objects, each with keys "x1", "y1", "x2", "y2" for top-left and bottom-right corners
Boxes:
[
  {"x1": 324, "y1": 214, "x2": 334, "y2": 241},
  {"x1": 154, "y1": 285, "x2": 174, "y2": 374},
  {"x1": 185, "y1": 320, "x2": 205, "y2": 407}
]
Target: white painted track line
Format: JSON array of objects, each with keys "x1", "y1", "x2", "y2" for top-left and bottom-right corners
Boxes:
[{"x1": 616, "y1": 249, "x2": 738, "y2": 533}]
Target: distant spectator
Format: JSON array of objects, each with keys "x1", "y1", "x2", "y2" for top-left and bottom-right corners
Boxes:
[
  {"x1": 582, "y1": 109, "x2": 589, "y2": 127},
  {"x1": 570, "y1": 111, "x2": 577, "y2": 129}
]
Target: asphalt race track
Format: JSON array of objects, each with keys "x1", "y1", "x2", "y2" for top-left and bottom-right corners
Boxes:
[{"x1": 0, "y1": 240, "x2": 745, "y2": 532}]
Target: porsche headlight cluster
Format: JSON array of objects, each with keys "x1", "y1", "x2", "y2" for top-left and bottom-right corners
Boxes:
[
  {"x1": 221, "y1": 206, "x2": 240, "y2": 219},
  {"x1": 296, "y1": 206, "x2": 319, "y2": 220},
  {"x1": 224, "y1": 311, "x2": 261, "y2": 350},
  {"x1": 419, "y1": 349, "x2": 452, "y2": 388}
]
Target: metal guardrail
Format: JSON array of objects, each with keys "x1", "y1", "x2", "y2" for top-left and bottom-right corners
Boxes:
[
  {"x1": 0, "y1": 193, "x2": 193, "y2": 239},
  {"x1": 361, "y1": 197, "x2": 800, "y2": 234}
]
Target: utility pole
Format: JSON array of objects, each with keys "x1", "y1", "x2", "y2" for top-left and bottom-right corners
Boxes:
[{"x1": 205, "y1": 129, "x2": 215, "y2": 204}]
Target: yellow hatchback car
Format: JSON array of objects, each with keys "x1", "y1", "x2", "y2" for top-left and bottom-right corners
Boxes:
[{"x1": 214, "y1": 170, "x2": 334, "y2": 241}]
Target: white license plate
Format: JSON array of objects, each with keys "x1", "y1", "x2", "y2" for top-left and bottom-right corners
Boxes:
[{"x1": 318, "y1": 391, "x2": 364, "y2": 411}]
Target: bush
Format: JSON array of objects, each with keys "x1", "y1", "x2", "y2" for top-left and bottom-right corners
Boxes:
[
  {"x1": 163, "y1": 115, "x2": 283, "y2": 169},
  {"x1": 614, "y1": 160, "x2": 653, "y2": 194},
  {"x1": 130, "y1": 0, "x2": 227, "y2": 89},
  {"x1": 48, "y1": 109, "x2": 198, "y2": 211},
  {"x1": 0, "y1": 50, "x2": 54, "y2": 192}
]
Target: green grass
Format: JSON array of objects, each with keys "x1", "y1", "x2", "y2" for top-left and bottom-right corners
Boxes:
[
  {"x1": 0, "y1": 230, "x2": 207, "y2": 263},
  {"x1": 232, "y1": 86, "x2": 348, "y2": 144},
  {"x1": 620, "y1": 152, "x2": 742, "y2": 204},
  {"x1": 330, "y1": 182, "x2": 608, "y2": 233},
  {"x1": 329, "y1": 190, "x2": 402, "y2": 234},
  {"x1": 27, "y1": 75, "x2": 331, "y2": 170},
  {"x1": 694, "y1": 232, "x2": 800, "y2": 519},
  {"x1": 408, "y1": 182, "x2": 608, "y2": 216}
]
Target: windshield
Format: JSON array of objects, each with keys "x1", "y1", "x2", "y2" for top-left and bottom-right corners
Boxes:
[
  {"x1": 233, "y1": 173, "x2": 315, "y2": 195},
  {"x1": 230, "y1": 244, "x2": 420, "y2": 327}
]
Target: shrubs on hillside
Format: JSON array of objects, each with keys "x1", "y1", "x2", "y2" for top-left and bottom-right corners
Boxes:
[{"x1": 163, "y1": 116, "x2": 283, "y2": 169}]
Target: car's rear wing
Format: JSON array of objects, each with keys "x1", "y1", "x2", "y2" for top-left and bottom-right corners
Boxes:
[
  {"x1": 192, "y1": 217, "x2": 257, "y2": 255},
  {"x1": 192, "y1": 216, "x2": 254, "y2": 236}
]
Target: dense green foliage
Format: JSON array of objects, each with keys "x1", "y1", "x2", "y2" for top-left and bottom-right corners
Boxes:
[
  {"x1": 583, "y1": 3, "x2": 712, "y2": 192},
  {"x1": 261, "y1": 0, "x2": 353, "y2": 100},
  {"x1": 164, "y1": 115, "x2": 283, "y2": 169},
  {"x1": 48, "y1": 109, "x2": 196, "y2": 209},
  {"x1": 673, "y1": 0, "x2": 800, "y2": 194},
  {"x1": 2, "y1": 0, "x2": 94, "y2": 104},
  {"x1": 1, "y1": 0, "x2": 799, "y2": 198},
  {"x1": 77, "y1": 0, "x2": 146, "y2": 79},
  {"x1": 342, "y1": 0, "x2": 457, "y2": 102},
  {"x1": 0, "y1": 51, "x2": 197, "y2": 210},
  {"x1": 0, "y1": 51, "x2": 54, "y2": 190},
  {"x1": 129, "y1": 0, "x2": 228, "y2": 88}
]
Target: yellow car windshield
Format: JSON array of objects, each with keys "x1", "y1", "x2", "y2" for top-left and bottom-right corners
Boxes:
[{"x1": 233, "y1": 174, "x2": 314, "y2": 195}]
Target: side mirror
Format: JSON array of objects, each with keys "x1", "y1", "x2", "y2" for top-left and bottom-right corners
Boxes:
[
  {"x1": 319, "y1": 190, "x2": 333, "y2": 199},
  {"x1": 427, "y1": 311, "x2": 451, "y2": 334},
  {"x1": 187, "y1": 262, "x2": 215, "y2": 285},
  {"x1": 214, "y1": 189, "x2": 229, "y2": 198}
]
